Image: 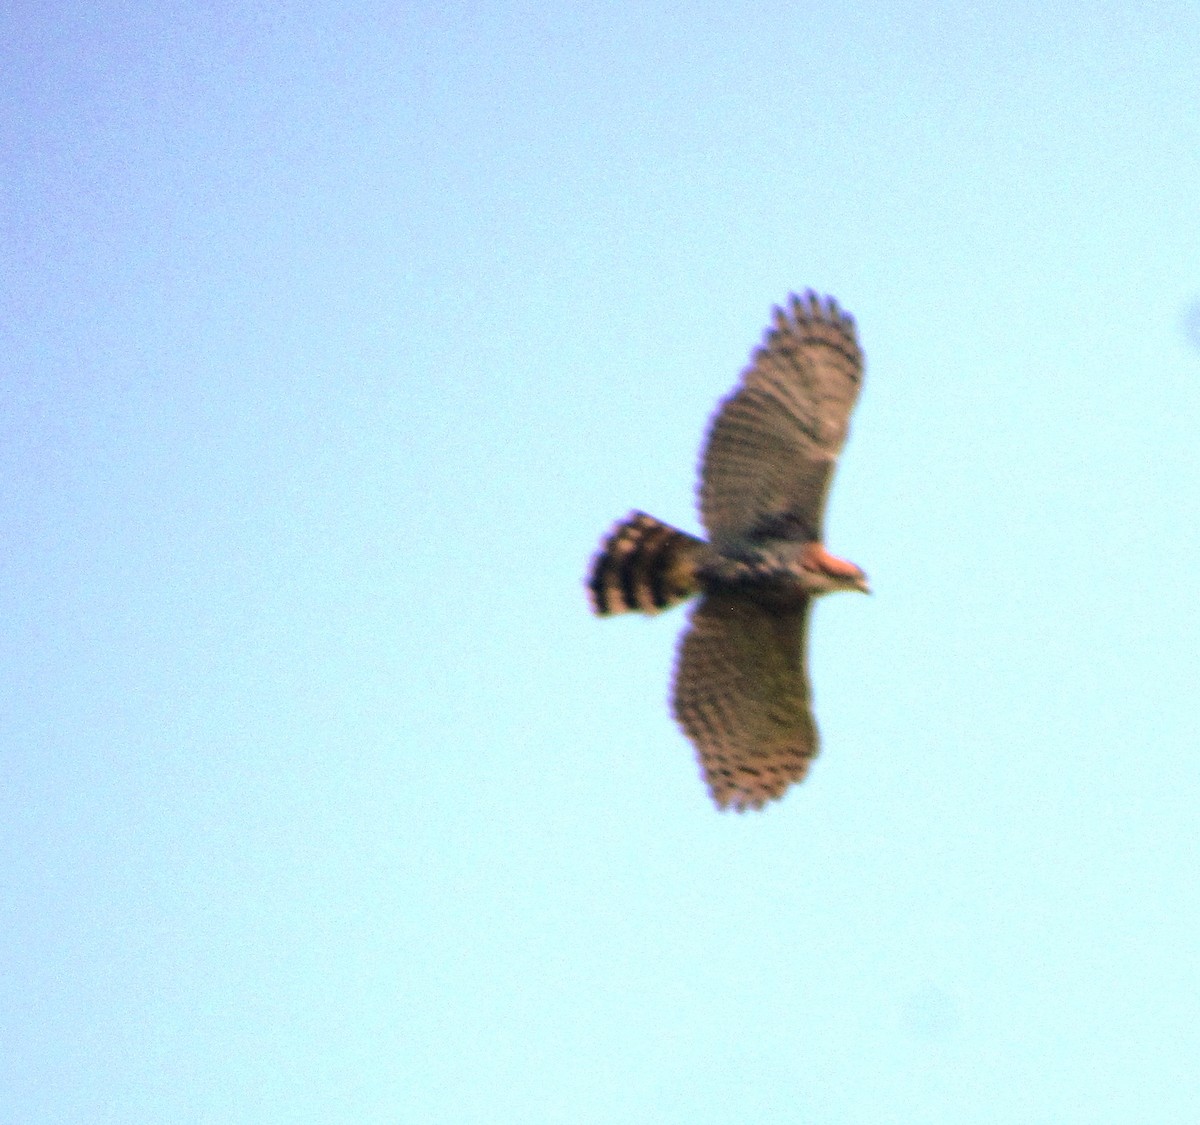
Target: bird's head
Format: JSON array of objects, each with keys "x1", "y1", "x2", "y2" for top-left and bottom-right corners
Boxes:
[
  {"x1": 802, "y1": 543, "x2": 871, "y2": 596},
  {"x1": 821, "y1": 565, "x2": 870, "y2": 596}
]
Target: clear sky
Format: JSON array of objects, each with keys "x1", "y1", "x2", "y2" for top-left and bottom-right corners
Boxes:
[{"x1": 4, "y1": 3, "x2": 1200, "y2": 1122}]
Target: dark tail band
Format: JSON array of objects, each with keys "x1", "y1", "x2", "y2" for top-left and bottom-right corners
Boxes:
[{"x1": 587, "y1": 512, "x2": 707, "y2": 615}]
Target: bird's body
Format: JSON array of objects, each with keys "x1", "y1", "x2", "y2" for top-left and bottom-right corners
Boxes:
[{"x1": 587, "y1": 292, "x2": 869, "y2": 811}]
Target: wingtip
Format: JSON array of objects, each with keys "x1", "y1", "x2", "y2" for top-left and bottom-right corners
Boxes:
[{"x1": 776, "y1": 289, "x2": 860, "y2": 349}]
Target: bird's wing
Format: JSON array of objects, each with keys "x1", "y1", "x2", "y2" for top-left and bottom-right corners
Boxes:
[
  {"x1": 698, "y1": 291, "x2": 863, "y2": 546},
  {"x1": 671, "y1": 594, "x2": 817, "y2": 811}
]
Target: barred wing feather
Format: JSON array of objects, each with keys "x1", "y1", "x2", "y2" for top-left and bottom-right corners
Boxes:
[
  {"x1": 698, "y1": 291, "x2": 863, "y2": 546},
  {"x1": 671, "y1": 594, "x2": 817, "y2": 811}
]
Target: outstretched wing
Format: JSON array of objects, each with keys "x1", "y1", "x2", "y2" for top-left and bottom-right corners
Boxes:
[
  {"x1": 671, "y1": 594, "x2": 817, "y2": 811},
  {"x1": 698, "y1": 291, "x2": 863, "y2": 546}
]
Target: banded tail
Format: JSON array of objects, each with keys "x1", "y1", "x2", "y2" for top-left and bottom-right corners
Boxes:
[{"x1": 587, "y1": 512, "x2": 709, "y2": 616}]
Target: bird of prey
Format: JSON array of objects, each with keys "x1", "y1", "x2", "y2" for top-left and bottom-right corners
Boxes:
[{"x1": 587, "y1": 291, "x2": 869, "y2": 811}]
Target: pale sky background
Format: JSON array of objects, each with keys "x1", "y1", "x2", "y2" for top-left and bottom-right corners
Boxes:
[{"x1": 4, "y1": 3, "x2": 1200, "y2": 1123}]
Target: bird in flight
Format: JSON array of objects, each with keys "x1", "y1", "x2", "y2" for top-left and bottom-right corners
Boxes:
[{"x1": 587, "y1": 291, "x2": 869, "y2": 811}]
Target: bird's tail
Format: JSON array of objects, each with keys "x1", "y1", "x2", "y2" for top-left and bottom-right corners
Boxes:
[{"x1": 587, "y1": 512, "x2": 709, "y2": 615}]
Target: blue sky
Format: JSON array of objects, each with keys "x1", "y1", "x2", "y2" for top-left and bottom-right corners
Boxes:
[{"x1": 4, "y1": 3, "x2": 1200, "y2": 1122}]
